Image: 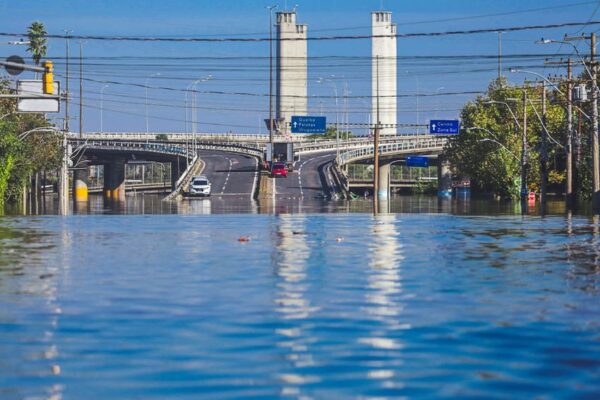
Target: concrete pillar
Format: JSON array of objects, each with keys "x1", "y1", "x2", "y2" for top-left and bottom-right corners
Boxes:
[
  {"x1": 73, "y1": 167, "x2": 89, "y2": 203},
  {"x1": 438, "y1": 159, "x2": 452, "y2": 197},
  {"x1": 276, "y1": 11, "x2": 307, "y2": 134},
  {"x1": 171, "y1": 161, "x2": 180, "y2": 191},
  {"x1": 103, "y1": 160, "x2": 126, "y2": 201},
  {"x1": 378, "y1": 163, "x2": 391, "y2": 199},
  {"x1": 372, "y1": 11, "x2": 397, "y2": 136}
]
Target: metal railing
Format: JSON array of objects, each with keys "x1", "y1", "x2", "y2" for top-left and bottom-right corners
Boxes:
[
  {"x1": 70, "y1": 134, "x2": 448, "y2": 162},
  {"x1": 337, "y1": 136, "x2": 448, "y2": 165}
]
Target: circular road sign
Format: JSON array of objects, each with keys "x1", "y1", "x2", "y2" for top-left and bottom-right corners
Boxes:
[{"x1": 5, "y1": 55, "x2": 25, "y2": 76}]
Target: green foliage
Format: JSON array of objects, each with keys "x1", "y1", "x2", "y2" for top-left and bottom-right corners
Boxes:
[
  {"x1": 155, "y1": 133, "x2": 169, "y2": 141},
  {"x1": 27, "y1": 21, "x2": 47, "y2": 66},
  {"x1": 0, "y1": 77, "x2": 61, "y2": 208},
  {"x1": 306, "y1": 126, "x2": 354, "y2": 140},
  {"x1": 445, "y1": 78, "x2": 566, "y2": 198}
]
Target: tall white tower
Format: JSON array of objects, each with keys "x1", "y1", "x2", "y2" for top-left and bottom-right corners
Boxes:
[
  {"x1": 276, "y1": 11, "x2": 307, "y2": 135},
  {"x1": 372, "y1": 11, "x2": 397, "y2": 136}
]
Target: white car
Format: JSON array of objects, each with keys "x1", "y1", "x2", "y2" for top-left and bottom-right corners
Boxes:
[{"x1": 189, "y1": 176, "x2": 211, "y2": 197}]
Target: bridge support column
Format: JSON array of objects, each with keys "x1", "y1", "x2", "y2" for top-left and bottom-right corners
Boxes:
[
  {"x1": 104, "y1": 160, "x2": 126, "y2": 201},
  {"x1": 378, "y1": 163, "x2": 391, "y2": 199},
  {"x1": 171, "y1": 160, "x2": 181, "y2": 192},
  {"x1": 438, "y1": 158, "x2": 453, "y2": 197},
  {"x1": 72, "y1": 167, "x2": 89, "y2": 203}
]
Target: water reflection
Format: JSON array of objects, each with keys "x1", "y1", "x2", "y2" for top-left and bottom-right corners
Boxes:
[
  {"x1": 361, "y1": 214, "x2": 407, "y2": 389},
  {"x1": 273, "y1": 214, "x2": 320, "y2": 396},
  {"x1": 0, "y1": 222, "x2": 63, "y2": 399}
]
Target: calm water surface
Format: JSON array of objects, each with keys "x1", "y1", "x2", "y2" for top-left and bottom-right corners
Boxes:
[{"x1": 1, "y1": 201, "x2": 600, "y2": 398}]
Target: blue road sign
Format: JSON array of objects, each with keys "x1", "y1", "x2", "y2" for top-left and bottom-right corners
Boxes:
[
  {"x1": 291, "y1": 116, "x2": 327, "y2": 134},
  {"x1": 406, "y1": 156, "x2": 429, "y2": 168},
  {"x1": 430, "y1": 120, "x2": 460, "y2": 135}
]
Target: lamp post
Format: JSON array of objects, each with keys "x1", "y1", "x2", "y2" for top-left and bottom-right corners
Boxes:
[
  {"x1": 145, "y1": 72, "x2": 161, "y2": 134},
  {"x1": 317, "y1": 77, "x2": 339, "y2": 161},
  {"x1": 434, "y1": 86, "x2": 445, "y2": 119},
  {"x1": 267, "y1": 5, "x2": 277, "y2": 152},
  {"x1": 191, "y1": 75, "x2": 212, "y2": 151},
  {"x1": 100, "y1": 84, "x2": 109, "y2": 133},
  {"x1": 478, "y1": 138, "x2": 520, "y2": 161},
  {"x1": 484, "y1": 99, "x2": 527, "y2": 203},
  {"x1": 469, "y1": 126, "x2": 525, "y2": 202}
]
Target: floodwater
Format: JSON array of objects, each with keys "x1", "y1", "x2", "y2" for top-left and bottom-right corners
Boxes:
[{"x1": 1, "y1": 194, "x2": 599, "y2": 399}]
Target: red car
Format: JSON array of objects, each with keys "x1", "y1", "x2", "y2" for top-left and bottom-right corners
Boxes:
[{"x1": 271, "y1": 162, "x2": 288, "y2": 178}]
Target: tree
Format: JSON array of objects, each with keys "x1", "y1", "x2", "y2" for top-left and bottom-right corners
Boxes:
[
  {"x1": 27, "y1": 21, "x2": 47, "y2": 66},
  {"x1": 306, "y1": 126, "x2": 354, "y2": 140},
  {"x1": 0, "y1": 79, "x2": 61, "y2": 210},
  {"x1": 444, "y1": 78, "x2": 566, "y2": 198}
]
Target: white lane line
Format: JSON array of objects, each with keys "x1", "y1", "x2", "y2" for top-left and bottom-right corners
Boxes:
[
  {"x1": 298, "y1": 153, "x2": 335, "y2": 197},
  {"x1": 217, "y1": 155, "x2": 233, "y2": 194},
  {"x1": 250, "y1": 157, "x2": 258, "y2": 200}
]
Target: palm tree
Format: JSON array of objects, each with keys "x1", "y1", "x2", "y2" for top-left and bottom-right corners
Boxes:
[{"x1": 27, "y1": 21, "x2": 47, "y2": 66}]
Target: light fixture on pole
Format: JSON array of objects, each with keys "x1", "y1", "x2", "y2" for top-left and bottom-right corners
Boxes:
[
  {"x1": 100, "y1": 84, "x2": 109, "y2": 133},
  {"x1": 145, "y1": 72, "x2": 161, "y2": 134},
  {"x1": 317, "y1": 76, "x2": 340, "y2": 161}
]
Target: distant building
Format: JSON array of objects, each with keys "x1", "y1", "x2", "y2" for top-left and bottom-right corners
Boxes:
[
  {"x1": 372, "y1": 11, "x2": 397, "y2": 136},
  {"x1": 276, "y1": 11, "x2": 307, "y2": 135}
]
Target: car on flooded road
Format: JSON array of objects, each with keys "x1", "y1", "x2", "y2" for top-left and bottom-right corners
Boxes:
[
  {"x1": 189, "y1": 176, "x2": 211, "y2": 196},
  {"x1": 271, "y1": 162, "x2": 288, "y2": 178}
]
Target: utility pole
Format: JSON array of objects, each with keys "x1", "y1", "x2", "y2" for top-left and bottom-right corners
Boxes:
[
  {"x1": 565, "y1": 33, "x2": 600, "y2": 210},
  {"x1": 59, "y1": 30, "x2": 72, "y2": 216},
  {"x1": 593, "y1": 33, "x2": 600, "y2": 211},
  {"x1": 78, "y1": 41, "x2": 84, "y2": 138},
  {"x1": 521, "y1": 89, "x2": 528, "y2": 210},
  {"x1": 541, "y1": 80, "x2": 548, "y2": 211},
  {"x1": 373, "y1": 56, "x2": 381, "y2": 211},
  {"x1": 567, "y1": 58, "x2": 574, "y2": 208},
  {"x1": 498, "y1": 31, "x2": 503, "y2": 81},
  {"x1": 267, "y1": 5, "x2": 277, "y2": 155}
]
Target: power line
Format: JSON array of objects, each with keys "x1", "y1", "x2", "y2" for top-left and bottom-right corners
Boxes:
[{"x1": 2, "y1": 21, "x2": 600, "y2": 43}]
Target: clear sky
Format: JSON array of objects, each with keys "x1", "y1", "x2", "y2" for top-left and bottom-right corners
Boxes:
[{"x1": 1, "y1": 0, "x2": 599, "y2": 133}]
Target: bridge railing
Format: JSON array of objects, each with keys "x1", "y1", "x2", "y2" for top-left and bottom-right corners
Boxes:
[
  {"x1": 337, "y1": 136, "x2": 448, "y2": 165},
  {"x1": 70, "y1": 139, "x2": 196, "y2": 158},
  {"x1": 296, "y1": 135, "x2": 446, "y2": 154}
]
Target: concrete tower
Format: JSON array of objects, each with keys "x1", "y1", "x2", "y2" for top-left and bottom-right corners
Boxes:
[
  {"x1": 276, "y1": 11, "x2": 307, "y2": 135},
  {"x1": 372, "y1": 11, "x2": 397, "y2": 136}
]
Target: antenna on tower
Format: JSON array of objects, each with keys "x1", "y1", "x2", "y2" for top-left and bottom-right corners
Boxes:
[
  {"x1": 380, "y1": 0, "x2": 384, "y2": 10},
  {"x1": 293, "y1": 4, "x2": 299, "y2": 13}
]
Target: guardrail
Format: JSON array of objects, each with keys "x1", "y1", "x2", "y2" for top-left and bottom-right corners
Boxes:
[
  {"x1": 70, "y1": 134, "x2": 447, "y2": 161},
  {"x1": 337, "y1": 136, "x2": 448, "y2": 165},
  {"x1": 295, "y1": 135, "x2": 447, "y2": 154},
  {"x1": 70, "y1": 139, "x2": 195, "y2": 159},
  {"x1": 69, "y1": 139, "x2": 265, "y2": 161}
]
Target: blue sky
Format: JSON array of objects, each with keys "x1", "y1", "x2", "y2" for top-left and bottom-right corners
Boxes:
[{"x1": 1, "y1": 0, "x2": 599, "y2": 133}]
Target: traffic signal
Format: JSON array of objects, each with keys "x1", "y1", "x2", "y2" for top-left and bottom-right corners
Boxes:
[{"x1": 43, "y1": 60, "x2": 54, "y2": 95}]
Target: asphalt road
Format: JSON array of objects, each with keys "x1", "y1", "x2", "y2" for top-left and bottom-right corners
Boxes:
[
  {"x1": 275, "y1": 152, "x2": 338, "y2": 199},
  {"x1": 194, "y1": 151, "x2": 258, "y2": 198}
]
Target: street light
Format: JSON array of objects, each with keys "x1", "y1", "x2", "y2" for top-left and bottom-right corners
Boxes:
[
  {"x1": 434, "y1": 86, "x2": 445, "y2": 119},
  {"x1": 18, "y1": 126, "x2": 62, "y2": 141},
  {"x1": 478, "y1": 138, "x2": 520, "y2": 162},
  {"x1": 191, "y1": 75, "x2": 212, "y2": 150},
  {"x1": 469, "y1": 126, "x2": 527, "y2": 202},
  {"x1": 317, "y1": 76, "x2": 340, "y2": 161},
  {"x1": 145, "y1": 72, "x2": 161, "y2": 134},
  {"x1": 537, "y1": 38, "x2": 595, "y2": 82},
  {"x1": 509, "y1": 67, "x2": 591, "y2": 120},
  {"x1": 482, "y1": 98, "x2": 528, "y2": 203},
  {"x1": 100, "y1": 84, "x2": 109, "y2": 133},
  {"x1": 484, "y1": 99, "x2": 521, "y2": 129}
]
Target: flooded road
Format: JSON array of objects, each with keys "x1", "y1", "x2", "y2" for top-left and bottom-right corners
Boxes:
[{"x1": 0, "y1": 195, "x2": 599, "y2": 398}]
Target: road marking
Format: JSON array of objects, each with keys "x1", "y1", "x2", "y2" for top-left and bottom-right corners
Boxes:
[
  {"x1": 250, "y1": 157, "x2": 258, "y2": 200},
  {"x1": 297, "y1": 153, "x2": 334, "y2": 198}
]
